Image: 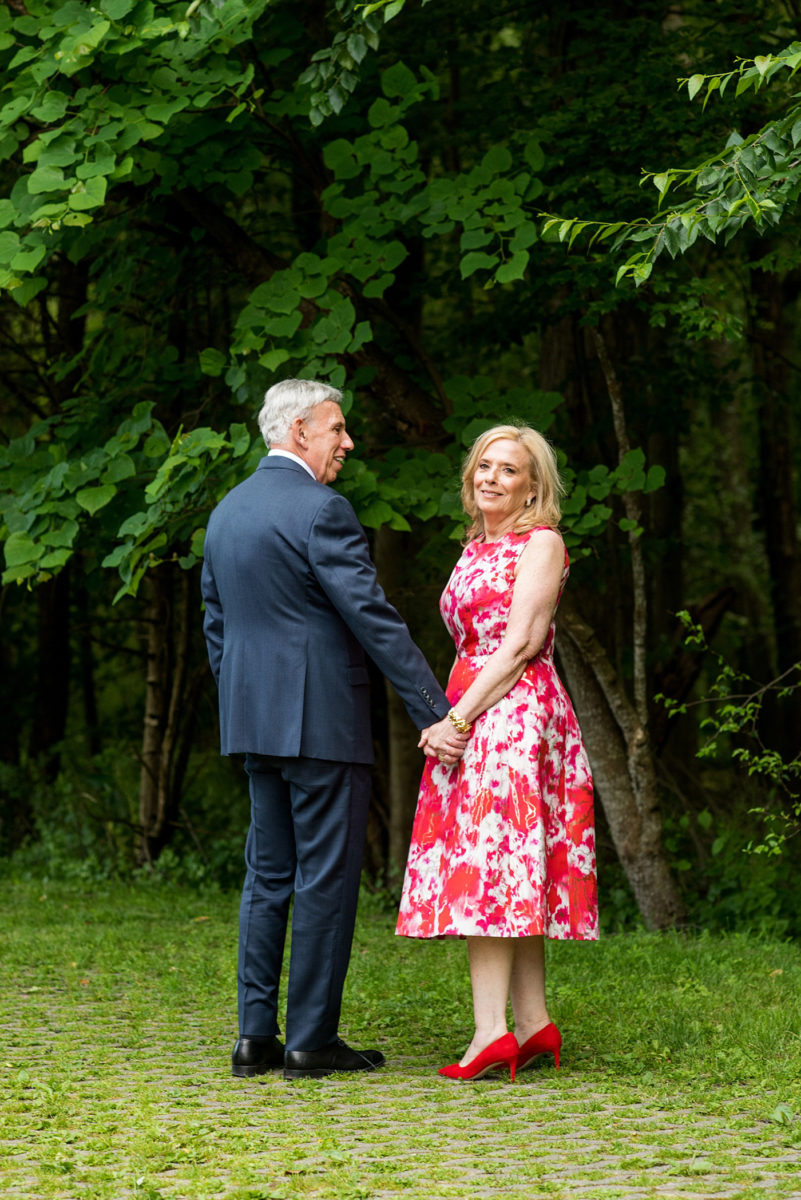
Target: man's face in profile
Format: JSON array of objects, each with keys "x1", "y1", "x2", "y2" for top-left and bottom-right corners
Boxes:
[{"x1": 301, "y1": 401, "x2": 355, "y2": 484}]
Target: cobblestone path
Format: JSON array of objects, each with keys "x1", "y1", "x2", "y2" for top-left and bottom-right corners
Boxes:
[{"x1": 3, "y1": 1008, "x2": 800, "y2": 1200}]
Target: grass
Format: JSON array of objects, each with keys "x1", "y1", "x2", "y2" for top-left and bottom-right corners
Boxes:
[{"x1": 1, "y1": 878, "x2": 800, "y2": 1199}]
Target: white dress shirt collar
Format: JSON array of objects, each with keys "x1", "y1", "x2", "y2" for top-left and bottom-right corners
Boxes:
[{"x1": 267, "y1": 448, "x2": 316, "y2": 480}]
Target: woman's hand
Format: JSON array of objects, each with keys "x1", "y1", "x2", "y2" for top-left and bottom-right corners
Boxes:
[{"x1": 419, "y1": 717, "x2": 469, "y2": 767}]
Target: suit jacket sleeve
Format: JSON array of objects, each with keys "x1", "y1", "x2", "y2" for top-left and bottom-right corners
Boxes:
[{"x1": 308, "y1": 490, "x2": 450, "y2": 728}]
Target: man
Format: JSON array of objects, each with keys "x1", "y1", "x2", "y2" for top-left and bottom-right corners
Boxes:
[{"x1": 201, "y1": 378, "x2": 466, "y2": 1080}]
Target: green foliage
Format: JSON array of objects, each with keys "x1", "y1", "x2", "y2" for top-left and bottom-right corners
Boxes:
[
  {"x1": 4, "y1": 745, "x2": 250, "y2": 889},
  {"x1": 1, "y1": 7, "x2": 656, "y2": 598},
  {"x1": 540, "y1": 41, "x2": 801, "y2": 286},
  {"x1": 4, "y1": 0, "x2": 797, "y2": 916},
  {"x1": 0, "y1": 396, "x2": 260, "y2": 597},
  {"x1": 656, "y1": 612, "x2": 801, "y2": 855},
  {"x1": 297, "y1": 0, "x2": 384, "y2": 127},
  {"x1": 661, "y1": 805, "x2": 799, "y2": 938},
  {"x1": 0, "y1": 0, "x2": 273, "y2": 301}
]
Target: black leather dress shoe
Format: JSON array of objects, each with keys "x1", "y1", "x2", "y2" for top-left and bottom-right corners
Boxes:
[
  {"x1": 283, "y1": 1037, "x2": 385, "y2": 1079},
  {"x1": 231, "y1": 1035, "x2": 285, "y2": 1077}
]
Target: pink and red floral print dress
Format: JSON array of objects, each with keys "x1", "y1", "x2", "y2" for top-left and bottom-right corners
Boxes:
[{"x1": 396, "y1": 528, "x2": 598, "y2": 941}]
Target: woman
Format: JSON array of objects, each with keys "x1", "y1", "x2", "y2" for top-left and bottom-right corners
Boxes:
[{"x1": 396, "y1": 424, "x2": 598, "y2": 1082}]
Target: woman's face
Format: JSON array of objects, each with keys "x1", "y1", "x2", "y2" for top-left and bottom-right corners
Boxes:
[{"x1": 472, "y1": 438, "x2": 534, "y2": 523}]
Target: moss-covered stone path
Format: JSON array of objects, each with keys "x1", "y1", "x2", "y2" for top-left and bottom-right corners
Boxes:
[{"x1": 2, "y1": 881, "x2": 800, "y2": 1199}]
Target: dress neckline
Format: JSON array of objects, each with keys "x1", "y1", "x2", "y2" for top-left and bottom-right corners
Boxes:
[{"x1": 474, "y1": 528, "x2": 538, "y2": 548}]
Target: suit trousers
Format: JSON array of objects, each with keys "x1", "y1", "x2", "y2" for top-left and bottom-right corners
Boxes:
[{"x1": 239, "y1": 753, "x2": 371, "y2": 1051}]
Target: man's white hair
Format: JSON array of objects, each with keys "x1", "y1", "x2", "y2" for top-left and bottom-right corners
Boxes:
[{"x1": 257, "y1": 378, "x2": 343, "y2": 447}]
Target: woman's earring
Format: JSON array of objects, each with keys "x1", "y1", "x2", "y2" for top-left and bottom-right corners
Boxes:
[{"x1": 525, "y1": 496, "x2": 534, "y2": 508}]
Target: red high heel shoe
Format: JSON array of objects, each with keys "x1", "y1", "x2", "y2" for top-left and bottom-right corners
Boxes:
[
  {"x1": 516, "y1": 1021, "x2": 562, "y2": 1071},
  {"x1": 438, "y1": 1032, "x2": 519, "y2": 1082}
]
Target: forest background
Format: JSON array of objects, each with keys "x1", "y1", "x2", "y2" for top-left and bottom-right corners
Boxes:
[{"x1": 1, "y1": 0, "x2": 800, "y2": 938}]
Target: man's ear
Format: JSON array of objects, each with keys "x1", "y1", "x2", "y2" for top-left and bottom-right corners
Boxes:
[{"x1": 291, "y1": 416, "x2": 306, "y2": 448}]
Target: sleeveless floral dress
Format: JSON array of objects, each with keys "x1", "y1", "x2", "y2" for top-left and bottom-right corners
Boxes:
[{"x1": 396, "y1": 528, "x2": 598, "y2": 940}]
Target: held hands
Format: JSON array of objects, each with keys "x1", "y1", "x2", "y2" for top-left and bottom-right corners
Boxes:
[{"x1": 419, "y1": 717, "x2": 470, "y2": 767}]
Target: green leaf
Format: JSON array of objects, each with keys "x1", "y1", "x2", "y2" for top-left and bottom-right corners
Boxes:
[
  {"x1": 266, "y1": 312, "x2": 302, "y2": 338},
  {"x1": 9, "y1": 276, "x2": 48, "y2": 307},
  {"x1": 687, "y1": 74, "x2": 705, "y2": 101},
  {"x1": 258, "y1": 348, "x2": 291, "y2": 371},
  {"x1": 31, "y1": 92, "x2": 70, "y2": 124},
  {"x1": 347, "y1": 33, "x2": 368, "y2": 63},
  {"x1": 190, "y1": 527, "x2": 207, "y2": 557},
  {"x1": 359, "y1": 498, "x2": 396, "y2": 527},
  {"x1": 101, "y1": 0, "x2": 135, "y2": 16},
  {"x1": 383, "y1": 0, "x2": 406, "y2": 22},
  {"x1": 67, "y1": 175, "x2": 107, "y2": 211},
  {"x1": 102, "y1": 454, "x2": 136, "y2": 484},
  {"x1": 363, "y1": 273, "x2": 393, "y2": 298},
  {"x1": 367, "y1": 96, "x2": 395, "y2": 128},
  {"x1": 323, "y1": 139, "x2": 360, "y2": 179},
  {"x1": 495, "y1": 251, "x2": 529, "y2": 284},
  {"x1": 482, "y1": 145, "x2": 513, "y2": 174},
  {"x1": 381, "y1": 61, "x2": 417, "y2": 99},
  {"x1": 199, "y1": 348, "x2": 227, "y2": 377},
  {"x1": 460, "y1": 228, "x2": 494, "y2": 251},
  {"x1": 0, "y1": 231, "x2": 22, "y2": 265},
  {"x1": 228, "y1": 423, "x2": 251, "y2": 457},
  {"x1": 11, "y1": 243, "x2": 47, "y2": 272},
  {"x1": 328, "y1": 85, "x2": 346, "y2": 115},
  {"x1": 460, "y1": 251, "x2": 498, "y2": 279},
  {"x1": 3, "y1": 531, "x2": 42, "y2": 568},
  {"x1": 27, "y1": 165, "x2": 66, "y2": 195},
  {"x1": 75, "y1": 484, "x2": 116, "y2": 514},
  {"x1": 643, "y1": 464, "x2": 666, "y2": 493},
  {"x1": 509, "y1": 223, "x2": 538, "y2": 252},
  {"x1": 522, "y1": 137, "x2": 544, "y2": 172}
]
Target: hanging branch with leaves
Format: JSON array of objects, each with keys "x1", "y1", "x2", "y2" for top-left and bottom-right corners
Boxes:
[{"x1": 540, "y1": 43, "x2": 801, "y2": 286}]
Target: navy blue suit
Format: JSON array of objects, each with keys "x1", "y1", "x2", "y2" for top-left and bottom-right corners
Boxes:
[{"x1": 201, "y1": 455, "x2": 449, "y2": 1049}]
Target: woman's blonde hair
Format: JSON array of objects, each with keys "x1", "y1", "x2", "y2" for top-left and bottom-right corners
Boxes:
[{"x1": 461, "y1": 423, "x2": 564, "y2": 542}]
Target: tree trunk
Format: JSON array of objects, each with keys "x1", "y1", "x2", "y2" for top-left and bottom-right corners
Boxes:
[
  {"x1": 29, "y1": 566, "x2": 71, "y2": 779},
  {"x1": 385, "y1": 685, "x2": 425, "y2": 884},
  {"x1": 136, "y1": 565, "x2": 204, "y2": 864},
  {"x1": 374, "y1": 526, "x2": 427, "y2": 882},
  {"x1": 750, "y1": 268, "x2": 801, "y2": 751},
  {"x1": 26, "y1": 257, "x2": 89, "y2": 780},
  {"x1": 557, "y1": 601, "x2": 685, "y2": 929},
  {"x1": 73, "y1": 562, "x2": 101, "y2": 757},
  {"x1": 561, "y1": 325, "x2": 686, "y2": 929}
]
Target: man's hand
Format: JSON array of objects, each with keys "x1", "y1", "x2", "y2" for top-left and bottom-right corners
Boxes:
[{"x1": 419, "y1": 717, "x2": 470, "y2": 767}]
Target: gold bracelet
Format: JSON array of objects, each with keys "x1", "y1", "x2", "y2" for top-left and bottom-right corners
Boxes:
[{"x1": 447, "y1": 708, "x2": 472, "y2": 734}]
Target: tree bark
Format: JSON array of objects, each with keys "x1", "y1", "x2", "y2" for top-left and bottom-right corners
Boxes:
[
  {"x1": 136, "y1": 565, "x2": 205, "y2": 864},
  {"x1": 29, "y1": 566, "x2": 71, "y2": 779},
  {"x1": 374, "y1": 526, "x2": 425, "y2": 882},
  {"x1": 557, "y1": 601, "x2": 685, "y2": 929},
  {"x1": 572, "y1": 324, "x2": 686, "y2": 928},
  {"x1": 750, "y1": 267, "x2": 801, "y2": 751},
  {"x1": 73, "y1": 562, "x2": 101, "y2": 757},
  {"x1": 26, "y1": 257, "x2": 89, "y2": 779}
]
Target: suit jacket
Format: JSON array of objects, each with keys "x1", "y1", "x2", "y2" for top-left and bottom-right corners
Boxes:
[{"x1": 201, "y1": 456, "x2": 450, "y2": 763}]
